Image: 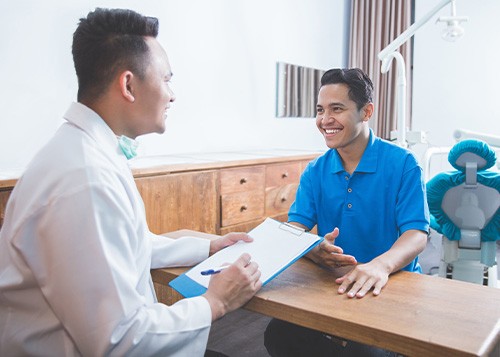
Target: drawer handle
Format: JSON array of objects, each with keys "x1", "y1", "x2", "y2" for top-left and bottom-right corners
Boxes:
[
  {"x1": 281, "y1": 197, "x2": 287, "y2": 203},
  {"x1": 240, "y1": 178, "x2": 247, "y2": 184},
  {"x1": 282, "y1": 172, "x2": 289, "y2": 179},
  {"x1": 240, "y1": 205, "x2": 248, "y2": 212}
]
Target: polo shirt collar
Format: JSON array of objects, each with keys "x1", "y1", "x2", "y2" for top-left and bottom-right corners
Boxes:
[
  {"x1": 330, "y1": 128, "x2": 379, "y2": 174},
  {"x1": 355, "y1": 129, "x2": 378, "y2": 173}
]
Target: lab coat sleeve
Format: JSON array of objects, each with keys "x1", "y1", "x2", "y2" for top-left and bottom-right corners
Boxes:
[
  {"x1": 149, "y1": 233, "x2": 210, "y2": 269},
  {"x1": 12, "y1": 182, "x2": 212, "y2": 357}
]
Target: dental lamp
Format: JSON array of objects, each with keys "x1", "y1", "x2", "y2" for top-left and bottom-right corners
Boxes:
[{"x1": 378, "y1": 0, "x2": 468, "y2": 148}]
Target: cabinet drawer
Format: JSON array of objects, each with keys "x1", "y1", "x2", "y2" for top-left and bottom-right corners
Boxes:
[
  {"x1": 219, "y1": 217, "x2": 265, "y2": 235},
  {"x1": 220, "y1": 166, "x2": 265, "y2": 194},
  {"x1": 221, "y1": 190, "x2": 265, "y2": 226},
  {"x1": 266, "y1": 163, "x2": 301, "y2": 187},
  {"x1": 265, "y1": 183, "x2": 298, "y2": 216}
]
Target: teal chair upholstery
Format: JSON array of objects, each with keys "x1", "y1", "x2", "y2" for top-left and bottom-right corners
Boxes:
[{"x1": 426, "y1": 139, "x2": 499, "y2": 286}]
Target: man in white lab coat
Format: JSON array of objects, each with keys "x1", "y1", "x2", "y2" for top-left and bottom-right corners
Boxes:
[{"x1": 0, "y1": 8, "x2": 261, "y2": 356}]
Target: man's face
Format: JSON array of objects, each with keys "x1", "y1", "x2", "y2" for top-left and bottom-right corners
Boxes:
[
  {"x1": 315, "y1": 83, "x2": 368, "y2": 150},
  {"x1": 132, "y1": 37, "x2": 175, "y2": 137}
]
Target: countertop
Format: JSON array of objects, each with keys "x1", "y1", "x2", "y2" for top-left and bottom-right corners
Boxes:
[{"x1": 0, "y1": 148, "x2": 324, "y2": 189}]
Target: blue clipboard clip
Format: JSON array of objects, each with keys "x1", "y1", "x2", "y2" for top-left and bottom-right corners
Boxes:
[{"x1": 279, "y1": 222, "x2": 305, "y2": 236}]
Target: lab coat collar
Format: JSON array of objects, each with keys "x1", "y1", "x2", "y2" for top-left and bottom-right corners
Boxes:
[
  {"x1": 63, "y1": 102, "x2": 125, "y2": 162},
  {"x1": 330, "y1": 128, "x2": 378, "y2": 174}
]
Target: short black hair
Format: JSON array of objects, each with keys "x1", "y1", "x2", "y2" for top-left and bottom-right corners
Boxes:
[
  {"x1": 72, "y1": 8, "x2": 159, "y2": 102},
  {"x1": 320, "y1": 68, "x2": 373, "y2": 110}
]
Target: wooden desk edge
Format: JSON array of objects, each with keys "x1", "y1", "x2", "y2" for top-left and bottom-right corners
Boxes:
[{"x1": 153, "y1": 230, "x2": 500, "y2": 357}]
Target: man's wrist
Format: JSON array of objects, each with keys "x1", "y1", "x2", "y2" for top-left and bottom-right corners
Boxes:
[
  {"x1": 305, "y1": 247, "x2": 320, "y2": 264},
  {"x1": 203, "y1": 292, "x2": 227, "y2": 321},
  {"x1": 209, "y1": 239, "x2": 220, "y2": 256}
]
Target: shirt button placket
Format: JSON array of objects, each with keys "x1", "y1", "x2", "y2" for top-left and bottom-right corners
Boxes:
[{"x1": 346, "y1": 183, "x2": 353, "y2": 208}]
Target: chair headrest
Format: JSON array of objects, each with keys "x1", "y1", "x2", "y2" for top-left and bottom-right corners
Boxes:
[{"x1": 448, "y1": 139, "x2": 497, "y2": 171}]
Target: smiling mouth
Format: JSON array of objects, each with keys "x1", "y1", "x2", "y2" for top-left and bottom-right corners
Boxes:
[{"x1": 324, "y1": 128, "x2": 342, "y2": 134}]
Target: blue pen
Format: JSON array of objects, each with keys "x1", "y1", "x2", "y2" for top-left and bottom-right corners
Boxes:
[{"x1": 200, "y1": 265, "x2": 231, "y2": 276}]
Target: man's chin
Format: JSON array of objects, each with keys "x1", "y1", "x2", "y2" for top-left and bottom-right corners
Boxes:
[
  {"x1": 324, "y1": 138, "x2": 339, "y2": 149},
  {"x1": 154, "y1": 124, "x2": 166, "y2": 135}
]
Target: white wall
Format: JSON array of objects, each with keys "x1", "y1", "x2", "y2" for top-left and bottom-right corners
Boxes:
[
  {"x1": 412, "y1": 0, "x2": 500, "y2": 174},
  {"x1": 0, "y1": 0, "x2": 348, "y2": 171},
  {"x1": 3, "y1": 0, "x2": 498, "y2": 175}
]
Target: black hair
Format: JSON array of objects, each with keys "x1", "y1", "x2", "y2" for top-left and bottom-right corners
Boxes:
[
  {"x1": 320, "y1": 68, "x2": 373, "y2": 110},
  {"x1": 72, "y1": 8, "x2": 159, "y2": 102}
]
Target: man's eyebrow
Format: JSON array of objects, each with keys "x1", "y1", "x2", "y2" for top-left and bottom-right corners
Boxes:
[{"x1": 316, "y1": 102, "x2": 346, "y2": 108}]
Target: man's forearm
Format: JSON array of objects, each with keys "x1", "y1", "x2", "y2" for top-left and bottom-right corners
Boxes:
[{"x1": 374, "y1": 229, "x2": 427, "y2": 274}]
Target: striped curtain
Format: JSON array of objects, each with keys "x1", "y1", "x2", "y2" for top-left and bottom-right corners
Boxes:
[{"x1": 349, "y1": 0, "x2": 413, "y2": 140}]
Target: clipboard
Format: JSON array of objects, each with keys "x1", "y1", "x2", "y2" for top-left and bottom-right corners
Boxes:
[{"x1": 169, "y1": 217, "x2": 323, "y2": 298}]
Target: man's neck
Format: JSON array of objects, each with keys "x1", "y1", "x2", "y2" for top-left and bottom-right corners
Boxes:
[
  {"x1": 337, "y1": 129, "x2": 370, "y2": 175},
  {"x1": 80, "y1": 97, "x2": 133, "y2": 138}
]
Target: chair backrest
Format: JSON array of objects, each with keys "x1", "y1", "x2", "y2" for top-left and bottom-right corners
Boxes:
[{"x1": 427, "y1": 139, "x2": 499, "y2": 267}]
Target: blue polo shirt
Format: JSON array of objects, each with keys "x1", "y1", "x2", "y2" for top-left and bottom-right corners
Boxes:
[{"x1": 289, "y1": 130, "x2": 430, "y2": 272}]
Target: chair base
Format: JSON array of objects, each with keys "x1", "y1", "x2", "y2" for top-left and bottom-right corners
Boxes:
[
  {"x1": 439, "y1": 236, "x2": 498, "y2": 288},
  {"x1": 439, "y1": 260, "x2": 498, "y2": 287}
]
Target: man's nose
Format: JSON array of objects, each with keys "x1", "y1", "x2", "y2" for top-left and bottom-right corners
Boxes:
[
  {"x1": 321, "y1": 110, "x2": 335, "y2": 123},
  {"x1": 168, "y1": 87, "x2": 176, "y2": 102}
]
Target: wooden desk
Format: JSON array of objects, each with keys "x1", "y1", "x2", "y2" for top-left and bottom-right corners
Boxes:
[{"x1": 153, "y1": 230, "x2": 500, "y2": 357}]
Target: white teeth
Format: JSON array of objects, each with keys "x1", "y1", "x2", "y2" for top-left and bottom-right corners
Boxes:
[{"x1": 325, "y1": 129, "x2": 341, "y2": 134}]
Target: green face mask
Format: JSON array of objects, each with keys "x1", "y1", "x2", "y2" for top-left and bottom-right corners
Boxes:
[{"x1": 117, "y1": 135, "x2": 138, "y2": 160}]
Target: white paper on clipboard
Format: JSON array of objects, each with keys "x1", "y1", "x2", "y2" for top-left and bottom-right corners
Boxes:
[{"x1": 169, "y1": 217, "x2": 322, "y2": 297}]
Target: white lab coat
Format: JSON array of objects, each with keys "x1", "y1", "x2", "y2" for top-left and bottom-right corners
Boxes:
[{"x1": 0, "y1": 102, "x2": 213, "y2": 356}]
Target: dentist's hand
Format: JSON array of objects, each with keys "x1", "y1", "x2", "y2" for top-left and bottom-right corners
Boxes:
[
  {"x1": 209, "y1": 232, "x2": 253, "y2": 255},
  {"x1": 306, "y1": 228, "x2": 357, "y2": 269},
  {"x1": 203, "y1": 253, "x2": 262, "y2": 321}
]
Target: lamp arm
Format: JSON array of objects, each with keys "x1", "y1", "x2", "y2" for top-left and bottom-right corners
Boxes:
[
  {"x1": 377, "y1": 0, "x2": 453, "y2": 148},
  {"x1": 378, "y1": 0, "x2": 452, "y2": 60},
  {"x1": 381, "y1": 52, "x2": 407, "y2": 147}
]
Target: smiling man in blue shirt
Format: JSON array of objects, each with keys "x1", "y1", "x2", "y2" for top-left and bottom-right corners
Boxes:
[{"x1": 264, "y1": 68, "x2": 430, "y2": 357}]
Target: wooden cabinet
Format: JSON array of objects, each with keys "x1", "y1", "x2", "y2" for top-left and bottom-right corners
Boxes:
[
  {"x1": 0, "y1": 152, "x2": 319, "y2": 234},
  {"x1": 0, "y1": 190, "x2": 12, "y2": 229},
  {"x1": 135, "y1": 171, "x2": 219, "y2": 234},
  {"x1": 220, "y1": 166, "x2": 265, "y2": 228},
  {"x1": 218, "y1": 159, "x2": 309, "y2": 235},
  {"x1": 264, "y1": 162, "x2": 301, "y2": 216}
]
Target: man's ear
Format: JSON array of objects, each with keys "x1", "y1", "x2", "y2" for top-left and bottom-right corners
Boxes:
[
  {"x1": 362, "y1": 103, "x2": 374, "y2": 122},
  {"x1": 119, "y1": 71, "x2": 135, "y2": 103}
]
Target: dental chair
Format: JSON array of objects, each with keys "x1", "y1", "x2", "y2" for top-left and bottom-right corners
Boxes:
[{"x1": 426, "y1": 139, "x2": 499, "y2": 287}]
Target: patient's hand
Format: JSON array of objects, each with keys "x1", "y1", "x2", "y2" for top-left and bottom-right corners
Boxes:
[
  {"x1": 336, "y1": 259, "x2": 390, "y2": 298},
  {"x1": 306, "y1": 228, "x2": 357, "y2": 269}
]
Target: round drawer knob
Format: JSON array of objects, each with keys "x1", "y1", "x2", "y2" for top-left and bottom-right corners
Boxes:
[
  {"x1": 282, "y1": 172, "x2": 289, "y2": 179},
  {"x1": 281, "y1": 197, "x2": 287, "y2": 203},
  {"x1": 240, "y1": 205, "x2": 248, "y2": 212},
  {"x1": 240, "y1": 178, "x2": 247, "y2": 184}
]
